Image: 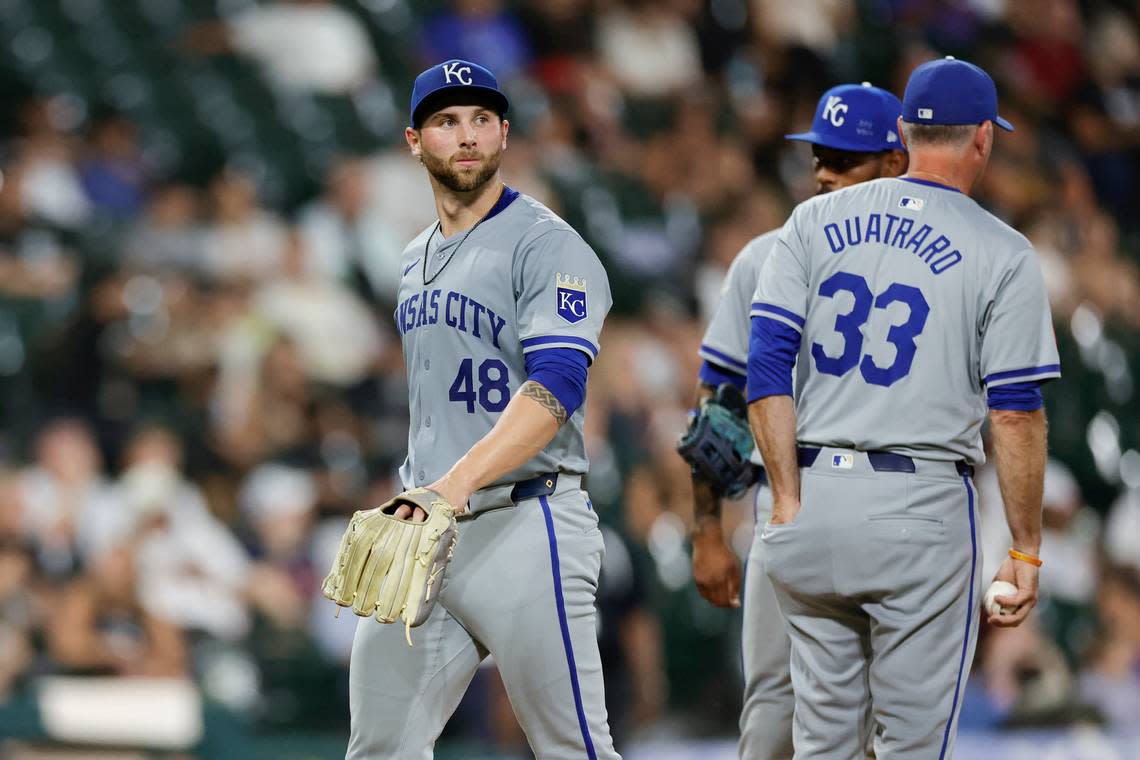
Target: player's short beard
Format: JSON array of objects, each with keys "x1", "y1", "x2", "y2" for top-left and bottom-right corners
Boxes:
[{"x1": 422, "y1": 146, "x2": 503, "y2": 193}]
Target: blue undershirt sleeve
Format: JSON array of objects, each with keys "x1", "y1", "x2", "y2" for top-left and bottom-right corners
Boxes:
[
  {"x1": 698, "y1": 360, "x2": 746, "y2": 391},
  {"x1": 986, "y1": 380, "x2": 1044, "y2": 411},
  {"x1": 747, "y1": 315, "x2": 801, "y2": 404},
  {"x1": 524, "y1": 347, "x2": 589, "y2": 417}
]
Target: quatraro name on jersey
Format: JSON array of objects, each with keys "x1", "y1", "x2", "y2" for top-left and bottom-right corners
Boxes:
[{"x1": 821, "y1": 210, "x2": 962, "y2": 276}]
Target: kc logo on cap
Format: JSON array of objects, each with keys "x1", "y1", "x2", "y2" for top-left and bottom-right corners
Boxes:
[
  {"x1": 786, "y1": 82, "x2": 905, "y2": 153},
  {"x1": 822, "y1": 96, "x2": 849, "y2": 127},
  {"x1": 409, "y1": 59, "x2": 510, "y2": 128},
  {"x1": 441, "y1": 62, "x2": 473, "y2": 85}
]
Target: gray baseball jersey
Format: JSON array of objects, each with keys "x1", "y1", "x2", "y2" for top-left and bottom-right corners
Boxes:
[
  {"x1": 349, "y1": 188, "x2": 620, "y2": 760},
  {"x1": 753, "y1": 176, "x2": 1060, "y2": 464},
  {"x1": 698, "y1": 229, "x2": 795, "y2": 759},
  {"x1": 395, "y1": 191, "x2": 611, "y2": 490},
  {"x1": 699, "y1": 230, "x2": 780, "y2": 377}
]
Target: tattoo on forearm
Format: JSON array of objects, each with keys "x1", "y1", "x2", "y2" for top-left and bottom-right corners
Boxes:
[{"x1": 521, "y1": 381, "x2": 568, "y2": 425}]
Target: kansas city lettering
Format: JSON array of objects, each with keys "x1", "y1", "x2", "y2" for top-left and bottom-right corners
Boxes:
[
  {"x1": 395, "y1": 289, "x2": 507, "y2": 347},
  {"x1": 822, "y1": 213, "x2": 962, "y2": 275}
]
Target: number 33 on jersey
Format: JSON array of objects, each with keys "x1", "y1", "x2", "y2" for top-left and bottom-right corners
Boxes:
[{"x1": 751, "y1": 177, "x2": 1059, "y2": 463}]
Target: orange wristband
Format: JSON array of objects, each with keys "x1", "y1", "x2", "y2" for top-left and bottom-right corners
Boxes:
[{"x1": 1008, "y1": 548, "x2": 1043, "y2": 567}]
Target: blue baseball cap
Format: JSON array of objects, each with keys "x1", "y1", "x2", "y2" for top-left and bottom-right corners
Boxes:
[
  {"x1": 902, "y1": 56, "x2": 1013, "y2": 131},
  {"x1": 786, "y1": 83, "x2": 905, "y2": 153},
  {"x1": 409, "y1": 59, "x2": 510, "y2": 128}
]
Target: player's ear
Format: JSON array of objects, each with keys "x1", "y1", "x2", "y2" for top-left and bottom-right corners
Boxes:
[
  {"x1": 974, "y1": 121, "x2": 992, "y2": 159},
  {"x1": 405, "y1": 126, "x2": 422, "y2": 161},
  {"x1": 896, "y1": 116, "x2": 908, "y2": 150},
  {"x1": 500, "y1": 117, "x2": 509, "y2": 149},
  {"x1": 884, "y1": 149, "x2": 908, "y2": 178}
]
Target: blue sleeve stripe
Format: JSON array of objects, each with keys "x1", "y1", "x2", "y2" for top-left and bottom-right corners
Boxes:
[
  {"x1": 698, "y1": 344, "x2": 747, "y2": 374},
  {"x1": 521, "y1": 335, "x2": 600, "y2": 357},
  {"x1": 983, "y1": 364, "x2": 1061, "y2": 385},
  {"x1": 986, "y1": 380, "x2": 1044, "y2": 411},
  {"x1": 750, "y1": 303, "x2": 805, "y2": 329},
  {"x1": 699, "y1": 360, "x2": 746, "y2": 390}
]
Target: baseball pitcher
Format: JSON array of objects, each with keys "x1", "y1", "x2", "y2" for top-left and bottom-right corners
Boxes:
[
  {"x1": 748, "y1": 57, "x2": 1058, "y2": 759},
  {"x1": 325, "y1": 60, "x2": 620, "y2": 760}
]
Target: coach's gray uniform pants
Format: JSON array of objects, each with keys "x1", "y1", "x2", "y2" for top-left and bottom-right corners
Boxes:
[
  {"x1": 762, "y1": 448, "x2": 982, "y2": 760},
  {"x1": 347, "y1": 477, "x2": 620, "y2": 760},
  {"x1": 739, "y1": 485, "x2": 795, "y2": 760}
]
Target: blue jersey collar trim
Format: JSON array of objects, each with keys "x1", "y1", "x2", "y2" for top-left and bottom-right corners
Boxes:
[
  {"x1": 900, "y1": 177, "x2": 962, "y2": 194},
  {"x1": 486, "y1": 184, "x2": 520, "y2": 221}
]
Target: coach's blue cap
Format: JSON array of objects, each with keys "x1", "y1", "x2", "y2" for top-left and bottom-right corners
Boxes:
[
  {"x1": 902, "y1": 56, "x2": 1013, "y2": 131},
  {"x1": 410, "y1": 59, "x2": 509, "y2": 128},
  {"x1": 786, "y1": 83, "x2": 904, "y2": 153}
]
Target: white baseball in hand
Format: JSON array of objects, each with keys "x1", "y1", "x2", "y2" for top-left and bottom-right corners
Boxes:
[{"x1": 983, "y1": 580, "x2": 1018, "y2": 616}]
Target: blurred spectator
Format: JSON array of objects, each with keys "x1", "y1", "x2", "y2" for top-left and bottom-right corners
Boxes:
[
  {"x1": 202, "y1": 168, "x2": 288, "y2": 284},
  {"x1": 296, "y1": 157, "x2": 404, "y2": 299},
  {"x1": 0, "y1": 128, "x2": 81, "y2": 304},
  {"x1": 123, "y1": 183, "x2": 205, "y2": 275},
  {"x1": 47, "y1": 545, "x2": 187, "y2": 677},
  {"x1": 1104, "y1": 486, "x2": 1140, "y2": 572},
  {"x1": 1086, "y1": 8, "x2": 1140, "y2": 132},
  {"x1": 0, "y1": 537, "x2": 36, "y2": 697},
  {"x1": 120, "y1": 426, "x2": 256, "y2": 640},
  {"x1": 9, "y1": 96, "x2": 91, "y2": 229},
  {"x1": 187, "y1": 0, "x2": 379, "y2": 95},
  {"x1": 420, "y1": 0, "x2": 533, "y2": 82},
  {"x1": 520, "y1": 0, "x2": 596, "y2": 68},
  {"x1": 239, "y1": 463, "x2": 317, "y2": 603},
  {"x1": 752, "y1": 0, "x2": 852, "y2": 59},
  {"x1": 17, "y1": 419, "x2": 127, "y2": 578},
  {"x1": 365, "y1": 147, "x2": 440, "y2": 257},
  {"x1": 78, "y1": 109, "x2": 147, "y2": 221},
  {"x1": 0, "y1": 216, "x2": 78, "y2": 303},
  {"x1": 959, "y1": 618, "x2": 1073, "y2": 729},
  {"x1": 597, "y1": 525, "x2": 664, "y2": 746},
  {"x1": 254, "y1": 231, "x2": 385, "y2": 387},
  {"x1": 213, "y1": 336, "x2": 314, "y2": 471},
  {"x1": 1002, "y1": 0, "x2": 1087, "y2": 110},
  {"x1": 1077, "y1": 564, "x2": 1140, "y2": 730},
  {"x1": 598, "y1": 1, "x2": 703, "y2": 98}
]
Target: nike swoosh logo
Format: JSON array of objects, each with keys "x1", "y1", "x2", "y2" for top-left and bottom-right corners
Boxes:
[{"x1": 403, "y1": 259, "x2": 419, "y2": 276}]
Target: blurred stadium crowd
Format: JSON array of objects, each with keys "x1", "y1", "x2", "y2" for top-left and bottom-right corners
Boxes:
[{"x1": 1, "y1": 0, "x2": 1140, "y2": 755}]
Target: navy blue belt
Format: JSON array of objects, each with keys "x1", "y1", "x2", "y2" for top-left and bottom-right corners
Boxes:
[
  {"x1": 798, "y1": 447, "x2": 973, "y2": 478},
  {"x1": 510, "y1": 472, "x2": 560, "y2": 502}
]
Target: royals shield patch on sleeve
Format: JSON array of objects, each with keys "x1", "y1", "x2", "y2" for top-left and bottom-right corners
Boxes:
[{"x1": 556, "y1": 273, "x2": 587, "y2": 324}]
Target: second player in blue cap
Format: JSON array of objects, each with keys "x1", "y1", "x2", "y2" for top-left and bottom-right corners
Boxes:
[{"x1": 786, "y1": 82, "x2": 909, "y2": 194}]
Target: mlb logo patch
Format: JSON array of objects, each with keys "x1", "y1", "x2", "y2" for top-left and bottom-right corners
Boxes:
[
  {"x1": 917, "y1": 107, "x2": 934, "y2": 119},
  {"x1": 899, "y1": 197, "x2": 925, "y2": 211},
  {"x1": 556, "y1": 272, "x2": 587, "y2": 324},
  {"x1": 831, "y1": 454, "x2": 854, "y2": 470}
]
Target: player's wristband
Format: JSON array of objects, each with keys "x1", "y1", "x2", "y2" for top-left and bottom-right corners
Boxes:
[{"x1": 1008, "y1": 548, "x2": 1043, "y2": 567}]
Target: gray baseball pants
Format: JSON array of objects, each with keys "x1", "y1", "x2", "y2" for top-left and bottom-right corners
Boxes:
[
  {"x1": 346, "y1": 476, "x2": 620, "y2": 760},
  {"x1": 762, "y1": 447, "x2": 981, "y2": 760},
  {"x1": 739, "y1": 484, "x2": 795, "y2": 760}
]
